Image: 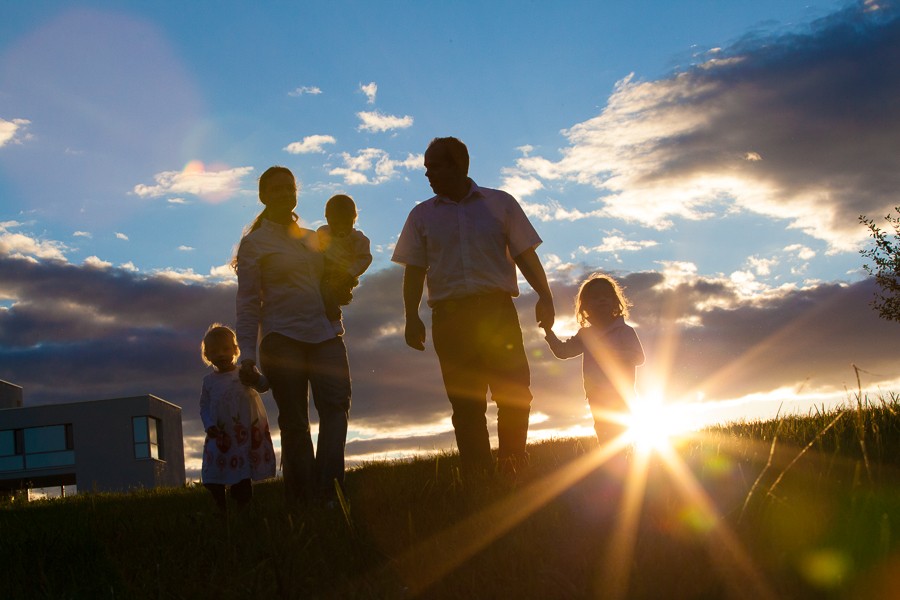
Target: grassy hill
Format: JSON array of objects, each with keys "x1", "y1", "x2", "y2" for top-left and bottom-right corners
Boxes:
[{"x1": 3, "y1": 394, "x2": 900, "y2": 599}]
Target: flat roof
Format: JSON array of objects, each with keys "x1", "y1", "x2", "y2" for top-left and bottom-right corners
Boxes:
[{"x1": 0, "y1": 394, "x2": 181, "y2": 412}]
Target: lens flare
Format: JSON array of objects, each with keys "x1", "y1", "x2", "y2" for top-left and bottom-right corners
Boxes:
[{"x1": 622, "y1": 392, "x2": 697, "y2": 454}]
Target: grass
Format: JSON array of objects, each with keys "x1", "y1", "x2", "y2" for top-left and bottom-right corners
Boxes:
[{"x1": 3, "y1": 394, "x2": 900, "y2": 599}]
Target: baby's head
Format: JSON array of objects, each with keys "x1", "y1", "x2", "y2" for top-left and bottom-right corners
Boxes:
[
  {"x1": 201, "y1": 324, "x2": 239, "y2": 371},
  {"x1": 575, "y1": 273, "x2": 630, "y2": 326},
  {"x1": 325, "y1": 194, "x2": 358, "y2": 235}
]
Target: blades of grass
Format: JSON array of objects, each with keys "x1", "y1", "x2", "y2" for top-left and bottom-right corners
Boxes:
[
  {"x1": 739, "y1": 419, "x2": 781, "y2": 523},
  {"x1": 766, "y1": 410, "x2": 846, "y2": 499},
  {"x1": 853, "y1": 365, "x2": 874, "y2": 484},
  {"x1": 334, "y1": 480, "x2": 355, "y2": 535}
]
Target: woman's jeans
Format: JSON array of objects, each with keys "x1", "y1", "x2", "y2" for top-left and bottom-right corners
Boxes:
[{"x1": 260, "y1": 333, "x2": 351, "y2": 503}]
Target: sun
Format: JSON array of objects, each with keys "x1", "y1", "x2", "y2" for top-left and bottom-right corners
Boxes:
[{"x1": 621, "y1": 392, "x2": 696, "y2": 454}]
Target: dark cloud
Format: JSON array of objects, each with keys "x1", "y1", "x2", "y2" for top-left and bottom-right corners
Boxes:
[
  {"x1": 0, "y1": 256, "x2": 233, "y2": 411},
  {"x1": 619, "y1": 271, "x2": 900, "y2": 399},
  {"x1": 514, "y1": 2, "x2": 900, "y2": 248},
  {"x1": 661, "y1": 2, "x2": 900, "y2": 232},
  {"x1": 3, "y1": 254, "x2": 899, "y2": 475}
]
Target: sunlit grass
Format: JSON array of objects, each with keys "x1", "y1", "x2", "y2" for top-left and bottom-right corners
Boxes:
[{"x1": 3, "y1": 394, "x2": 900, "y2": 598}]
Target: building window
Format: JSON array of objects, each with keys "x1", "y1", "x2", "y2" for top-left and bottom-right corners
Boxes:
[
  {"x1": 0, "y1": 425, "x2": 75, "y2": 471},
  {"x1": 0, "y1": 429, "x2": 24, "y2": 472},
  {"x1": 133, "y1": 416, "x2": 164, "y2": 460}
]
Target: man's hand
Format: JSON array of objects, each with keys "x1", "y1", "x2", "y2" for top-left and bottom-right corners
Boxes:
[
  {"x1": 402, "y1": 265, "x2": 427, "y2": 351},
  {"x1": 535, "y1": 294, "x2": 555, "y2": 330},
  {"x1": 405, "y1": 314, "x2": 427, "y2": 351},
  {"x1": 239, "y1": 359, "x2": 261, "y2": 386},
  {"x1": 514, "y1": 248, "x2": 555, "y2": 330}
]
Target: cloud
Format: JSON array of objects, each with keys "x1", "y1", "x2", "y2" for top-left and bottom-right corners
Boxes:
[
  {"x1": 784, "y1": 244, "x2": 816, "y2": 261},
  {"x1": 133, "y1": 163, "x2": 254, "y2": 202},
  {"x1": 209, "y1": 263, "x2": 236, "y2": 280},
  {"x1": 0, "y1": 117, "x2": 31, "y2": 147},
  {"x1": 73, "y1": 231, "x2": 92, "y2": 238},
  {"x1": 746, "y1": 255, "x2": 778, "y2": 277},
  {"x1": 178, "y1": 245, "x2": 194, "y2": 252},
  {"x1": 621, "y1": 270, "x2": 900, "y2": 402},
  {"x1": 115, "y1": 233, "x2": 129, "y2": 241},
  {"x1": 361, "y1": 82, "x2": 377, "y2": 104},
  {"x1": 0, "y1": 222, "x2": 67, "y2": 262},
  {"x1": 152, "y1": 267, "x2": 209, "y2": 284},
  {"x1": 542, "y1": 254, "x2": 578, "y2": 280},
  {"x1": 288, "y1": 86, "x2": 322, "y2": 97},
  {"x1": 507, "y1": 4, "x2": 900, "y2": 250},
  {"x1": 330, "y1": 148, "x2": 422, "y2": 185},
  {"x1": 283, "y1": 134, "x2": 336, "y2": 154},
  {"x1": 83, "y1": 256, "x2": 112, "y2": 269},
  {"x1": 578, "y1": 233, "x2": 658, "y2": 255},
  {"x1": 356, "y1": 110, "x2": 413, "y2": 133},
  {"x1": 520, "y1": 199, "x2": 605, "y2": 222},
  {"x1": 500, "y1": 171, "x2": 544, "y2": 199},
  {"x1": 2, "y1": 233, "x2": 898, "y2": 476}
]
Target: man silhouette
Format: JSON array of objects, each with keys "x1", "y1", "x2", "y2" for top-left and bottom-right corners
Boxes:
[{"x1": 392, "y1": 136, "x2": 554, "y2": 477}]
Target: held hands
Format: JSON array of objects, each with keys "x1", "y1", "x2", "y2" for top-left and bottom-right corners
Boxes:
[
  {"x1": 541, "y1": 324, "x2": 559, "y2": 343},
  {"x1": 239, "y1": 359, "x2": 262, "y2": 387},
  {"x1": 405, "y1": 314, "x2": 426, "y2": 351}
]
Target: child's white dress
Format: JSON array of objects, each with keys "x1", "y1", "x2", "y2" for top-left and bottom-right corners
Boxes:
[{"x1": 200, "y1": 369, "x2": 276, "y2": 485}]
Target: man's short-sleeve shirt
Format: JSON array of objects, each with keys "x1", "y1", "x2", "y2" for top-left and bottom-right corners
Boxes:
[{"x1": 391, "y1": 180, "x2": 541, "y2": 306}]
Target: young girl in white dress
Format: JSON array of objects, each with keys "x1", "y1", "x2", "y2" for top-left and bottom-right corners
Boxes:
[
  {"x1": 200, "y1": 324, "x2": 276, "y2": 512},
  {"x1": 542, "y1": 273, "x2": 645, "y2": 444}
]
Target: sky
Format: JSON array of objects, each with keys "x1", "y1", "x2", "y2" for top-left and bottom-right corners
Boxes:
[{"x1": 3, "y1": 0, "x2": 900, "y2": 480}]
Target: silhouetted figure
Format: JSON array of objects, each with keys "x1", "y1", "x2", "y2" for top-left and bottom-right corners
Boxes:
[
  {"x1": 199, "y1": 323, "x2": 276, "y2": 513},
  {"x1": 316, "y1": 194, "x2": 373, "y2": 330},
  {"x1": 543, "y1": 273, "x2": 644, "y2": 443},
  {"x1": 235, "y1": 166, "x2": 352, "y2": 507},
  {"x1": 392, "y1": 137, "x2": 554, "y2": 478}
]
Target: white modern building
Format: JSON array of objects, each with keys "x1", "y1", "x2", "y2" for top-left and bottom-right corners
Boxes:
[{"x1": 0, "y1": 380, "x2": 185, "y2": 496}]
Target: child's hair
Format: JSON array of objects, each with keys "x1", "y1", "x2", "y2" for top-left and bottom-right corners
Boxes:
[
  {"x1": 575, "y1": 273, "x2": 631, "y2": 326},
  {"x1": 200, "y1": 323, "x2": 240, "y2": 366},
  {"x1": 325, "y1": 194, "x2": 358, "y2": 223}
]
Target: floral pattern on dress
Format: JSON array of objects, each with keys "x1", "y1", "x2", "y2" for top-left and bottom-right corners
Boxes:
[{"x1": 200, "y1": 370, "x2": 276, "y2": 485}]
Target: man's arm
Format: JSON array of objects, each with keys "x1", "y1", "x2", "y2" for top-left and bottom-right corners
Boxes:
[
  {"x1": 514, "y1": 247, "x2": 555, "y2": 330},
  {"x1": 402, "y1": 264, "x2": 427, "y2": 351}
]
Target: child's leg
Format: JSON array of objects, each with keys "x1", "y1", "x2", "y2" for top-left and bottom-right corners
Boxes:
[
  {"x1": 230, "y1": 478, "x2": 252, "y2": 507},
  {"x1": 334, "y1": 274, "x2": 359, "y2": 306},
  {"x1": 594, "y1": 419, "x2": 628, "y2": 446},
  {"x1": 204, "y1": 483, "x2": 227, "y2": 512},
  {"x1": 323, "y1": 292, "x2": 342, "y2": 321},
  {"x1": 593, "y1": 419, "x2": 629, "y2": 482}
]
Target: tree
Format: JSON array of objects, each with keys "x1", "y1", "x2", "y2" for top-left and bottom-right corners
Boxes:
[{"x1": 860, "y1": 208, "x2": 900, "y2": 321}]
